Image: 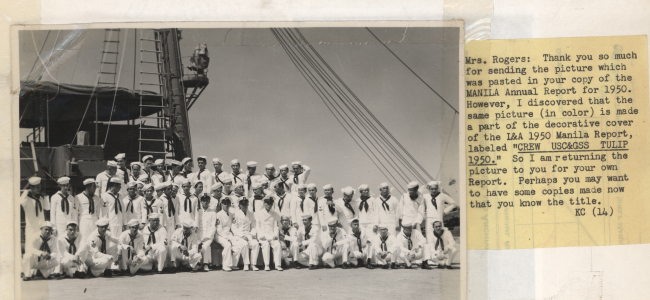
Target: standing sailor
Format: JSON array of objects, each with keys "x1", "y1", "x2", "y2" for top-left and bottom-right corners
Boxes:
[
  {"x1": 255, "y1": 197, "x2": 283, "y2": 271},
  {"x1": 84, "y1": 218, "x2": 119, "y2": 277},
  {"x1": 320, "y1": 220, "x2": 351, "y2": 269},
  {"x1": 194, "y1": 156, "x2": 213, "y2": 193},
  {"x1": 211, "y1": 158, "x2": 230, "y2": 186},
  {"x1": 123, "y1": 181, "x2": 143, "y2": 228},
  {"x1": 371, "y1": 224, "x2": 401, "y2": 269},
  {"x1": 151, "y1": 159, "x2": 168, "y2": 185},
  {"x1": 274, "y1": 165, "x2": 293, "y2": 193},
  {"x1": 397, "y1": 181, "x2": 424, "y2": 231},
  {"x1": 245, "y1": 161, "x2": 262, "y2": 198},
  {"x1": 229, "y1": 159, "x2": 247, "y2": 188},
  {"x1": 170, "y1": 160, "x2": 185, "y2": 184},
  {"x1": 197, "y1": 194, "x2": 217, "y2": 271},
  {"x1": 101, "y1": 177, "x2": 125, "y2": 239},
  {"x1": 170, "y1": 217, "x2": 203, "y2": 272},
  {"x1": 141, "y1": 155, "x2": 154, "y2": 183},
  {"x1": 396, "y1": 221, "x2": 427, "y2": 269},
  {"x1": 128, "y1": 162, "x2": 144, "y2": 184},
  {"x1": 141, "y1": 213, "x2": 168, "y2": 274},
  {"x1": 318, "y1": 184, "x2": 340, "y2": 232},
  {"x1": 21, "y1": 177, "x2": 51, "y2": 248},
  {"x1": 346, "y1": 218, "x2": 374, "y2": 269},
  {"x1": 76, "y1": 178, "x2": 103, "y2": 242},
  {"x1": 289, "y1": 162, "x2": 310, "y2": 194},
  {"x1": 355, "y1": 184, "x2": 377, "y2": 233},
  {"x1": 374, "y1": 183, "x2": 399, "y2": 236},
  {"x1": 140, "y1": 184, "x2": 164, "y2": 226},
  {"x1": 272, "y1": 182, "x2": 295, "y2": 223},
  {"x1": 22, "y1": 222, "x2": 59, "y2": 280},
  {"x1": 231, "y1": 198, "x2": 259, "y2": 271},
  {"x1": 335, "y1": 186, "x2": 357, "y2": 233},
  {"x1": 208, "y1": 183, "x2": 224, "y2": 213},
  {"x1": 95, "y1": 161, "x2": 119, "y2": 198},
  {"x1": 178, "y1": 179, "x2": 199, "y2": 229},
  {"x1": 419, "y1": 181, "x2": 457, "y2": 242},
  {"x1": 263, "y1": 164, "x2": 276, "y2": 183},
  {"x1": 160, "y1": 181, "x2": 180, "y2": 268},
  {"x1": 292, "y1": 184, "x2": 312, "y2": 231},
  {"x1": 57, "y1": 221, "x2": 87, "y2": 278},
  {"x1": 50, "y1": 177, "x2": 80, "y2": 237},
  {"x1": 117, "y1": 219, "x2": 147, "y2": 275},
  {"x1": 115, "y1": 153, "x2": 129, "y2": 182}
]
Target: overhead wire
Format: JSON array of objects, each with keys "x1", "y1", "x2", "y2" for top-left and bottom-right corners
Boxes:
[{"x1": 104, "y1": 29, "x2": 130, "y2": 145}]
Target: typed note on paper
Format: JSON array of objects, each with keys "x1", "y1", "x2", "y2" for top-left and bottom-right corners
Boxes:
[{"x1": 465, "y1": 36, "x2": 650, "y2": 250}]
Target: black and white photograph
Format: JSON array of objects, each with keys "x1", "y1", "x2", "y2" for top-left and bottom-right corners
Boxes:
[{"x1": 15, "y1": 23, "x2": 463, "y2": 300}]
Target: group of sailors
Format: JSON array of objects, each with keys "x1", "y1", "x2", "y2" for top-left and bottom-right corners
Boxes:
[{"x1": 21, "y1": 154, "x2": 458, "y2": 280}]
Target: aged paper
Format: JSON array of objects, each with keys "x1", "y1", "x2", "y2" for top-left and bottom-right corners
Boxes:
[{"x1": 465, "y1": 36, "x2": 650, "y2": 250}]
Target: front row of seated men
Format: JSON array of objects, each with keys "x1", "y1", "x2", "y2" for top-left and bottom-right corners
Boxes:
[{"x1": 23, "y1": 195, "x2": 457, "y2": 279}]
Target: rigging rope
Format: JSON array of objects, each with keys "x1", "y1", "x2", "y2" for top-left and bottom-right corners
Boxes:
[{"x1": 104, "y1": 29, "x2": 130, "y2": 145}]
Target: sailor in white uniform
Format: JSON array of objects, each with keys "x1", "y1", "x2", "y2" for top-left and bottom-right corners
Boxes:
[
  {"x1": 170, "y1": 217, "x2": 203, "y2": 272},
  {"x1": 197, "y1": 194, "x2": 217, "y2": 271},
  {"x1": 76, "y1": 178, "x2": 103, "y2": 243},
  {"x1": 397, "y1": 181, "x2": 424, "y2": 231},
  {"x1": 169, "y1": 160, "x2": 185, "y2": 184},
  {"x1": 370, "y1": 224, "x2": 401, "y2": 269},
  {"x1": 22, "y1": 222, "x2": 59, "y2": 280},
  {"x1": 178, "y1": 179, "x2": 199, "y2": 229},
  {"x1": 274, "y1": 164, "x2": 293, "y2": 194},
  {"x1": 115, "y1": 153, "x2": 129, "y2": 196},
  {"x1": 21, "y1": 177, "x2": 51, "y2": 250},
  {"x1": 373, "y1": 183, "x2": 399, "y2": 236},
  {"x1": 292, "y1": 184, "x2": 314, "y2": 231},
  {"x1": 211, "y1": 158, "x2": 231, "y2": 187},
  {"x1": 140, "y1": 183, "x2": 164, "y2": 226},
  {"x1": 193, "y1": 156, "x2": 213, "y2": 193},
  {"x1": 122, "y1": 181, "x2": 143, "y2": 228},
  {"x1": 262, "y1": 164, "x2": 276, "y2": 183},
  {"x1": 208, "y1": 183, "x2": 224, "y2": 213},
  {"x1": 117, "y1": 219, "x2": 148, "y2": 275},
  {"x1": 231, "y1": 198, "x2": 260, "y2": 271},
  {"x1": 151, "y1": 159, "x2": 168, "y2": 185},
  {"x1": 50, "y1": 176, "x2": 81, "y2": 238},
  {"x1": 354, "y1": 184, "x2": 377, "y2": 234},
  {"x1": 254, "y1": 197, "x2": 283, "y2": 271},
  {"x1": 244, "y1": 161, "x2": 263, "y2": 198},
  {"x1": 334, "y1": 186, "x2": 358, "y2": 233},
  {"x1": 101, "y1": 177, "x2": 126, "y2": 240},
  {"x1": 84, "y1": 218, "x2": 119, "y2": 277},
  {"x1": 229, "y1": 159, "x2": 247, "y2": 189},
  {"x1": 346, "y1": 218, "x2": 374, "y2": 269},
  {"x1": 320, "y1": 220, "x2": 351, "y2": 269},
  {"x1": 278, "y1": 215, "x2": 301, "y2": 269},
  {"x1": 289, "y1": 161, "x2": 311, "y2": 194},
  {"x1": 159, "y1": 181, "x2": 180, "y2": 268},
  {"x1": 141, "y1": 155, "x2": 154, "y2": 183},
  {"x1": 427, "y1": 221, "x2": 457, "y2": 269},
  {"x1": 419, "y1": 181, "x2": 457, "y2": 244},
  {"x1": 141, "y1": 213, "x2": 168, "y2": 273},
  {"x1": 295, "y1": 213, "x2": 322, "y2": 270},
  {"x1": 271, "y1": 182, "x2": 295, "y2": 223},
  {"x1": 95, "y1": 160, "x2": 119, "y2": 199},
  {"x1": 317, "y1": 184, "x2": 341, "y2": 232},
  {"x1": 395, "y1": 221, "x2": 427, "y2": 269},
  {"x1": 56, "y1": 221, "x2": 87, "y2": 278},
  {"x1": 214, "y1": 197, "x2": 239, "y2": 272}
]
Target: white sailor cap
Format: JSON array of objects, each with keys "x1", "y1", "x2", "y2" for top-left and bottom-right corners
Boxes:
[
  {"x1": 130, "y1": 162, "x2": 142, "y2": 168},
  {"x1": 147, "y1": 213, "x2": 161, "y2": 220},
  {"x1": 231, "y1": 159, "x2": 240, "y2": 165},
  {"x1": 142, "y1": 155, "x2": 154, "y2": 162},
  {"x1": 378, "y1": 182, "x2": 389, "y2": 189},
  {"x1": 137, "y1": 174, "x2": 148, "y2": 181},
  {"x1": 42, "y1": 221, "x2": 54, "y2": 229},
  {"x1": 251, "y1": 182, "x2": 262, "y2": 190},
  {"x1": 296, "y1": 183, "x2": 307, "y2": 190},
  {"x1": 197, "y1": 156, "x2": 207, "y2": 162},
  {"x1": 358, "y1": 184, "x2": 369, "y2": 190},
  {"x1": 95, "y1": 218, "x2": 110, "y2": 227},
  {"x1": 66, "y1": 220, "x2": 78, "y2": 227},
  {"x1": 127, "y1": 181, "x2": 138, "y2": 188},
  {"x1": 154, "y1": 159, "x2": 164, "y2": 165},
  {"x1": 265, "y1": 164, "x2": 274, "y2": 169},
  {"x1": 301, "y1": 212, "x2": 313, "y2": 219},
  {"x1": 181, "y1": 217, "x2": 193, "y2": 228},
  {"x1": 135, "y1": 181, "x2": 145, "y2": 186},
  {"x1": 377, "y1": 224, "x2": 389, "y2": 230},
  {"x1": 327, "y1": 219, "x2": 338, "y2": 226},
  {"x1": 291, "y1": 161, "x2": 302, "y2": 167},
  {"x1": 211, "y1": 183, "x2": 223, "y2": 191},
  {"x1": 143, "y1": 183, "x2": 153, "y2": 191},
  {"x1": 107, "y1": 160, "x2": 118, "y2": 167},
  {"x1": 181, "y1": 157, "x2": 192, "y2": 165},
  {"x1": 407, "y1": 181, "x2": 419, "y2": 189},
  {"x1": 83, "y1": 178, "x2": 95, "y2": 185},
  {"x1": 213, "y1": 158, "x2": 222, "y2": 163},
  {"x1": 109, "y1": 177, "x2": 123, "y2": 184},
  {"x1": 246, "y1": 161, "x2": 257, "y2": 167},
  {"x1": 402, "y1": 221, "x2": 413, "y2": 227},
  {"x1": 154, "y1": 183, "x2": 165, "y2": 191},
  {"x1": 427, "y1": 181, "x2": 441, "y2": 187},
  {"x1": 179, "y1": 178, "x2": 190, "y2": 185},
  {"x1": 57, "y1": 177, "x2": 70, "y2": 185},
  {"x1": 222, "y1": 177, "x2": 233, "y2": 184},
  {"x1": 259, "y1": 178, "x2": 269, "y2": 185},
  {"x1": 341, "y1": 186, "x2": 355, "y2": 195},
  {"x1": 349, "y1": 218, "x2": 359, "y2": 225},
  {"x1": 28, "y1": 177, "x2": 42, "y2": 185},
  {"x1": 194, "y1": 180, "x2": 204, "y2": 188},
  {"x1": 126, "y1": 219, "x2": 140, "y2": 227},
  {"x1": 323, "y1": 184, "x2": 333, "y2": 190},
  {"x1": 171, "y1": 160, "x2": 182, "y2": 166},
  {"x1": 307, "y1": 183, "x2": 317, "y2": 189},
  {"x1": 233, "y1": 181, "x2": 244, "y2": 189},
  {"x1": 279, "y1": 164, "x2": 288, "y2": 170},
  {"x1": 115, "y1": 153, "x2": 126, "y2": 160},
  {"x1": 171, "y1": 182, "x2": 180, "y2": 188}
]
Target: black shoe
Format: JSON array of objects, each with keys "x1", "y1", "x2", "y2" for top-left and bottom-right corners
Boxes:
[
  {"x1": 23, "y1": 277, "x2": 31, "y2": 281},
  {"x1": 292, "y1": 262, "x2": 302, "y2": 269},
  {"x1": 309, "y1": 265, "x2": 317, "y2": 270},
  {"x1": 390, "y1": 263, "x2": 397, "y2": 269},
  {"x1": 421, "y1": 261, "x2": 429, "y2": 269},
  {"x1": 74, "y1": 271, "x2": 86, "y2": 279},
  {"x1": 103, "y1": 270, "x2": 112, "y2": 277},
  {"x1": 118, "y1": 270, "x2": 126, "y2": 276},
  {"x1": 438, "y1": 264, "x2": 446, "y2": 269},
  {"x1": 365, "y1": 263, "x2": 374, "y2": 269},
  {"x1": 342, "y1": 263, "x2": 349, "y2": 269},
  {"x1": 382, "y1": 264, "x2": 389, "y2": 269},
  {"x1": 156, "y1": 270, "x2": 164, "y2": 275},
  {"x1": 446, "y1": 265, "x2": 453, "y2": 269}
]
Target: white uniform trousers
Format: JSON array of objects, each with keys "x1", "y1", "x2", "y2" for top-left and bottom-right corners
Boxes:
[
  {"x1": 374, "y1": 247, "x2": 401, "y2": 265},
  {"x1": 171, "y1": 248, "x2": 202, "y2": 269},
  {"x1": 349, "y1": 245, "x2": 375, "y2": 266},
  {"x1": 298, "y1": 243, "x2": 323, "y2": 266},
  {"x1": 200, "y1": 239, "x2": 214, "y2": 265},
  {"x1": 60, "y1": 253, "x2": 87, "y2": 277},
  {"x1": 281, "y1": 240, "x2": 300, "y2": 265},
  {"x1": 119, "y1": 248, "x2": 149, "y2": 275},
  {"x1": 84, "y1": 253, "x2": 114, "y2": 277},
  {"x1": 259, "y1": 239, "x2": 282, "y2": 268},
  {"x1": 214, "y1": 236, "x2": 240, "y2": 267},
  {"x1": 164, "y1": 224, "x2": 176, "y2": 268},
  {"x1": 79, "y1": 218, "x2": 97, "y2": 243},
  {"x1": 139, "y1": 244, "x2": 167, "y2": 272},
  {"x1": 321, "y1": 243, "x2": 351, "y2": 268},
  {"x1": 385, "y1": 223, "x2": 398, "y2": 237},
  {"x1": 109, "y1": 226, "x2": 122, "y2": 270},
  {"x1": 22, "y1": 253, "x2": 59, "y2": 278},
  {"x1": 428, "y1": 245, "x2": 457, "y2": 266},
  {"x1": 398, "y1": 248, "x2": 425, "y2": 267},
  {"x1": 231, "y1": 236, "x2": 259, "y2": 266}
]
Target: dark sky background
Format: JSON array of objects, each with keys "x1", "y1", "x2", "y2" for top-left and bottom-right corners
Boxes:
[{"x1": 19, "y1": 26, "x2": 460, "y2": 199}]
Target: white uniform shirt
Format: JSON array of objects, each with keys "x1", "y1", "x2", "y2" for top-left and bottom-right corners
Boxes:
[
  {"x1": 150, "y1": 170, "x2": 168, "y2": 186},
  {"x1": 354, "y1": 196, "x2": 377, "y2": 226},
  {"x1": 140, "y1": 197, "x2": 165, "y2": 224},
  {"x1": 244, "y1": 172, "x2": 263, "y2": 197},
  {"x1": 320, "y1": 228, "x2": 348, "y2": 253},
  {"x1": 25, "y1": 234, "x2": 58, "y2": 257},
  {"x1": 430, "y1": 228, "x2": 456, "y2": 252},
  {"x1": 178, "y1": 193, "x2": 199, "y2": 228},
  {"x1": 420, "y1": 192, "x2": 456, "y2": 223},
  {"x1": 170, "y1": 228, "x2": 201, "y2": 255},
  {"x1": 273, "y1": 176, "x2": 294, "y2": 194},
  {"x1": 347, "y1": 227, "x2": 373, "y2": 253},
  {"x1": 254, "y1": 209, "x2": 280, "y2": 240},
  {"x1": 57, "y1": 233, "x2": 87, "y2": 260},
  {"x1": 159, "y1": 194, "x2": 179, "y2": 228},
  {"x1": 273, "y1": 192, "x2": 295, "y2": 222},
  {"x1": 193, "y1": 168, "x2": 213, "y2": 193},
  {"x1": 77, "y1": 192, "x2": 103, "y2": 222},
  {"x1": 212, "y1": 171, "x2": 231, "y2": 186},
  {"x1": 122, "y1": 194, "x2": 143, "y2": 224},
  {"x1": 86, "y1": 229, "x2": 119, "y2": 259},
  {"x1": 21, "y1": 192, "x2": 51, "y2": 240},
  {"x1": 142, "y1": 225, "x2": 168, "y2": 249},
  {"x1": 317, "y1": 197, "x2": 341, "y2": 227},
  {"x1": 299, "y1": 224, "x2": 321, "y2": 247},
  {"x1": 117, "y1": 231, "x2": 146, "y2": 259},
  {"x1": 215, "y1": 208, "x2": 235, "y2": 239},
  {"x1": 95, "y1": 171, "x2": 115, "y2": 199},
  {"x1": 373, "y1": 195, "x2": 399, "y2": 225},
  {"x1": 50, "y1": 191, "x2": 81, "y2": 232},
  {"x1": 289, "y1": 165, "x2": 311, "y2": 194},
  {"x1": 232, "y1": 208, "x2": 256, "y2": 238},
  {"x1": 334, "y1": 198, "x2": 358, "y2": 228},
  {"x1": 371, "y1": 234, "x2": 399, "y2": 253},
  {"x1": 100, "y1": 191, "x2": 125, "y2": 227},
  {"x1": 397, "y1": 193, "x2": 424, "y2": 224},
  {"x1": 230, "y1": 172, "x2": 247, "y2": 187},
  {"x1": 198, "y1": 209, "x2": 218, "y2": 240},
  {"x1": 395, "y1": 229, "x2": 426, "y2": 253},
  {"x1": 279, "y1": 226, "x2": 300, "y2": 247}
]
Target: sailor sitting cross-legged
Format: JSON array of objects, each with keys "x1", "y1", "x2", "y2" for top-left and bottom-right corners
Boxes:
[
  {"x1": 198, "y1": 194, "x2": 217, "y2": 271},
  {"x1": 427, "y1": 221, "x2": 458, "y2": 269},
  {"x1": 371, "y1": 224, "x2": 401, "y2": 269},
  {"x1": 22, "y1": 222, "x2": 60, "y2": 281},
  {"x1": 320, "y1": 220, "x2": 351, "y2": 269},
  {"x1": 140, "y1": 213, "x2": 168, "y2": 274},
  {"x1": 231, "y1": 197, "x2": 260, "y2": 271},
  {"x1": 170, "y1": 216, "x2": 203, "y2": 273},
  {"x1": 56, "y1": 221, "x2": 88, "y2": 278},
  {"x1": 117, "y1": 219, "x2": 148, "y2": 276},
  {"x1": 254, "y1": 197, "x2": 283, "y2": 271},
  {"x1": 84, "y1": 218, "x2": 119, "y2": 277},
  {"x1": 295, "y1": 212, "x2": 322, "y2": 270},
  {"x1": 396, "y1": 221, "x2": 427, "y2": 269},
  {"x1": 214, "y1": 197, "x2": 240, "y2": 272},
  {"x1": 346, "y1": 218, "x2": 374, "y2": 269},
  {"x1": 278, "y1": 215, "x2": 301, "y2": 269}
]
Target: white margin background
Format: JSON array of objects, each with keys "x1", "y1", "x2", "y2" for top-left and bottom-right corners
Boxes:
[{"x1": 2, "y1": 0, "x2": 650, "y2": 299}]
